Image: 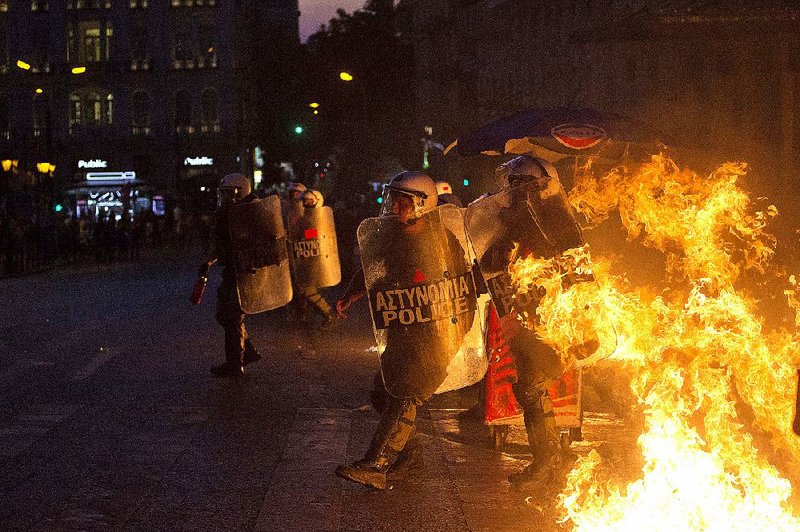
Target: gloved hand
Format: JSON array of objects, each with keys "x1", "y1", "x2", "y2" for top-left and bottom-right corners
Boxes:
[
  {"x1": 198, "y1": 259, "x2": 215, "y2": 277},
  {"x1": 336, "y1": 292, "x2": 363, "y2": 319}
]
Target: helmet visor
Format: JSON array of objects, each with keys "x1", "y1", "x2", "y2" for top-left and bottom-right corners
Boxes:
[
  {"x1": 380, "y1": 184, "x2": 428, "y2": 218},
  {"x1": 217, "y1": 187, "x2": 241, "y2": 208}
]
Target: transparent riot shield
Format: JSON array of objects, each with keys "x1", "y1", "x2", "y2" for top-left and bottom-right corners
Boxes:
[
  {"x1": 287, "y1": 206, "x2": 341, "y2": 290},
  {"x1": 465, "y1": 180, "x2": 616, "y2": 371},
  {"x1": 358, "y1": 205, "x2": 487, "y2": 398},
  {"x1": 229, "y1": 195, "x2": 293, "y2": 314}
]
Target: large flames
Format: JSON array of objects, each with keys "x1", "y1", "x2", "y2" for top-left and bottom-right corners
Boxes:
[{"x1": 509, "y1": 155, "x2": 800, "y2": 529}]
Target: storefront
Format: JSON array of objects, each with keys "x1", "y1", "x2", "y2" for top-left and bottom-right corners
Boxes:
[{"x1": 64, "y1": 157, "x2": 153, "y2": 220}]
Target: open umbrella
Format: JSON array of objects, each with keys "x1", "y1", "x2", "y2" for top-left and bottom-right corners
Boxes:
[{"x1": 444, "y1": 107, "x2": 666, "y2": 162}]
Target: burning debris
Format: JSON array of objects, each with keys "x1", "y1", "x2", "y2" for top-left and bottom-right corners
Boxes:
[{"x1": 509, "y1": 155, "x2": 800, "y2": 529}]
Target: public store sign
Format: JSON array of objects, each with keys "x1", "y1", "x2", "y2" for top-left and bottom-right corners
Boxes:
[
  {"x1": 78, "y1": 159, "x2": 108, "y2": 169},
  {"x1": 184, "y1": 156, "x2": 214, "y2": 166}
]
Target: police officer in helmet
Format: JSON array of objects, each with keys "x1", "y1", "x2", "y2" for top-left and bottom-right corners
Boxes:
[
  {"x1": 335, "y1": 170, "x2": 470, "y2": 490},
  {"x1": 203, "y1": 173, "x2": 262, "y2": 377},
  {"x1": 494, "y1": 155, "x2": 578, "y2": 488},
  {"x1": 297, "y1": 189, "x2": 340, "y2": 329}
]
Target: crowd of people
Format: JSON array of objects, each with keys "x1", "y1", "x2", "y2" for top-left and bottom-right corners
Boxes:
[
  {"x1": 0, "y1": 185, "x2": 382, "y2": 280},
  {"x1": 0, "y1": 205, "x2": 212, "y2": 277}
]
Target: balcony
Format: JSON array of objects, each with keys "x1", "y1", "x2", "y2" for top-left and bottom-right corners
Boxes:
[
  {"x1": 130, "y1": 59, "x2": 150, "y2": 71},
  {"x1": 200, "y1": 122, "x2": 220, "y2": 134},
  {"x1": 175, "y1": 125, "x2": 195, "y2": 135},
  {"x1": 67, "y1": 0, "x2": 111, "y2": 9},
  {"x1": 171, "y1": 0, "x2": 215, "y2": 7}
]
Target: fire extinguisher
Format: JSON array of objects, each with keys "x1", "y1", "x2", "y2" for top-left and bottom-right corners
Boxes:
[
  {"x1": 190, "y1": 259, "x2": 216, "y2": 305},
  {"x1": 793, "y1": 369, "x2": 800, "y2": 436}
]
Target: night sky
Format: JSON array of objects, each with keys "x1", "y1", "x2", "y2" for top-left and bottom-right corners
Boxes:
[{"x1": 299, "y1": 0, "x2": 365, "y2": 42}]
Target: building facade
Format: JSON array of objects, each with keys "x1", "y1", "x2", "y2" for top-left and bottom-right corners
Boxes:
[
  {"x1": 0, "y1": 0, "x2": 299, "y2": 215},
  {"x1": 411, "y1": 0, "x2": 800, "y2": 206}
]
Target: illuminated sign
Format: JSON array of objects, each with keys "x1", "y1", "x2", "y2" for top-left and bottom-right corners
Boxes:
[
  {"x1": 86, "y1": 171, "x2": 136, "y2": 181},
  {"x1": 78, "y1": 159, "x2": 108, "y2": 169},
  {"x1": 184, "y1": 156, "x2": 214, "y2": 166}
]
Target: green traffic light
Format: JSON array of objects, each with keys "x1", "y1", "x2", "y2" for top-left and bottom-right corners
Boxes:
[
  {"x1": 54, "y1": 204, "x2": 63, "y2": 212},
  {"x1": 463, "y1": 179, "x2": 470, "y2": 186},
  {"x1": 294, "y1": 125, "x2": 304, "y2": 135}
]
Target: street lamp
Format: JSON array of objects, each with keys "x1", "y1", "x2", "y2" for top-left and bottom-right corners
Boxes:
[
  {"x1": 339, "y1": 71, "x2": 354, "y2": 82},
  {"x1": 16, "y1": 59, "x2": 31, "y2": 70},
  {"x1": 71, "y1": 66, "x2": 86, "y2": 74},
  {"x1": 308, "y1": 102, "x2": 320, "y2": 109}
]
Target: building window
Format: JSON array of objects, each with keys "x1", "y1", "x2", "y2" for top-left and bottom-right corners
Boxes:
[
  {"x1": 0, "y1": 1, "x2": 8, "y2": 12},
  {"x1": 129, "y1": 0, "x2": 147, "y2": 7},
  {"x1": 201, "y1": 88, "x2": 219, "y2": 132},
  {"x1": 132, "y1": 91, "x2": 150, "y2": 134},
  {"x1": 175, "y1": 90, "x2": 193, "y2": 133},
  {"x1": 0, "y1": 95, "x2": 9, "y2": 140},
  {"x1": 31, "y1": 0, "x2": 49, "y2": 11},
  {"x1": 28, "y1": 26, "x2": 50, "y2": 73},
  {"x1": 0, "y1": 21, "x2": 9, "y2": 73},
  {"x1": 69, "y1": 20, "x2": 112, "y2": 64},
  {"x1": 173, "y1": 24, "x2": 194, "y2": 68},
  {"x1": 67, "y1": 0, "x2": 111, "y2": 9},
  {"x1": 68, "y1": 91, "x2": 114, "y2": 132},
  {"x1": 105, "y1": 93, "x2": 114, "y2": 124},
  {"x1": 83, "y1": 27, "x2": 102, "y2": 62},
  {"x1": 130, "y1": 23, "x2": 149, "y2": 70},
  {"x1": 69, "y1": 93, "x2": 82, "y2": 127},
  {"x1": 86, "y1": 92, "x2": 102, "y2": 124},
  {"x1": 33, "y1": 93, "x2": 48, "y2": 136},
  {"x1": 197, "y1": 22, "x2": 216, "y2": 68}
]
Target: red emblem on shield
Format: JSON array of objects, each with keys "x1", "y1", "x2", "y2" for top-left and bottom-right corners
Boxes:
[
  {"x1": 551, "y1": 123, "x2": 607, "y2": 150},
  {"x1": 413, "y1": 269, "x2": 427, "y2": 283},
  {"x1": 304, "y1": 228, "x2": 318, "y2": 239}
]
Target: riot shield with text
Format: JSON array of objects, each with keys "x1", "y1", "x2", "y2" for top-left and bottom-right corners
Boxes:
[
  {"x1": 229, "y1": 195, "x2": 293, "y2": 314},
  {"x1": 358, "y1": 205, "x2": 486, "y2": 398},
  {"x1": 287, "y1": 206, "x2": 341, "y2": 290},
  {"x1": 465, "y1": 180, "x2": 616, "y2": 371}
]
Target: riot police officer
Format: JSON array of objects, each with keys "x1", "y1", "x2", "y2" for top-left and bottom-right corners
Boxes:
[
  {"x1": 295, "y1": 189, "x2": 339, "y2": 329},
  {"x1": 203, "y1": 173, "x2": 262, "y2": 377},
  {"x1": 479, "y1": 155, "x2": 582, "y2": 488},
  {"x1": 335, "y1": 171, "x2": 476, "y2": 490}
]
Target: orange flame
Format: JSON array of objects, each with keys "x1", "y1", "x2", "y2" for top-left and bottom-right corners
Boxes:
[{"x1": 511, "y1": 155, "x2": 800, "y2": 529}]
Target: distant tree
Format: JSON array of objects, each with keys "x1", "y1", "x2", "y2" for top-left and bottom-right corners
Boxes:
[{"x1": 302, "y1": 0, "x2": 416, "y2": 199}]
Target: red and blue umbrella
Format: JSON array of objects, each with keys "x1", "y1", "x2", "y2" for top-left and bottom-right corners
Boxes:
[{"x1": 445, "y1": 107, "x2": 666, "y2": 162}]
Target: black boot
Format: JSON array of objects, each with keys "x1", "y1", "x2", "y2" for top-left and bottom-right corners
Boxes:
[
  {"x1": 336, "y1": 397, "x2": 417, "y2": 490},
  {"x1": 243, "y1": 338, "x2": 261, "y2": 366},
  {"x1": 509, "y1": 387, "x2": 564, "y2": 489},
  {"x1": 211, "y1": 323, "x2": 245, "y2": 378},
  {"x1": 335, "y1": 457, "x2": 390, "y2": 490}
]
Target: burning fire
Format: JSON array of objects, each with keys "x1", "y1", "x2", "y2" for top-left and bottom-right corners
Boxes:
[{"x1": 509, "y1": 155, "x2": 800, "y2": 529}]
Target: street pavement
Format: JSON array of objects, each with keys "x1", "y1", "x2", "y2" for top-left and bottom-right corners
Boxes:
[{"x1": 0, "y1": 251, "x2": 632, "y2": 531}]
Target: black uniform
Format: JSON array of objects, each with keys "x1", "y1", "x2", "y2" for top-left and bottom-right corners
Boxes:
[
  {"x1": 338, "y1": 213, "x2": 475, "y2": 485},
  {"x1": 212, "y1": 195, "x2": 259, "y2": 371}
]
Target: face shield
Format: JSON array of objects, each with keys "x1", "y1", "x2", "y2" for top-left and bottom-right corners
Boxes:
[
  {"x1": 507, "y1": 173, "x2": 542, "y2": 188},
  {"x1": 380, "y1": 184, "x2": 429, "y2": 221},
  {"x1": 302, "y1": 194, "x2": 318, "y2": 208},
  {"x1": 217, "y1": 187, "x2": 242, "y2": 208}
]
